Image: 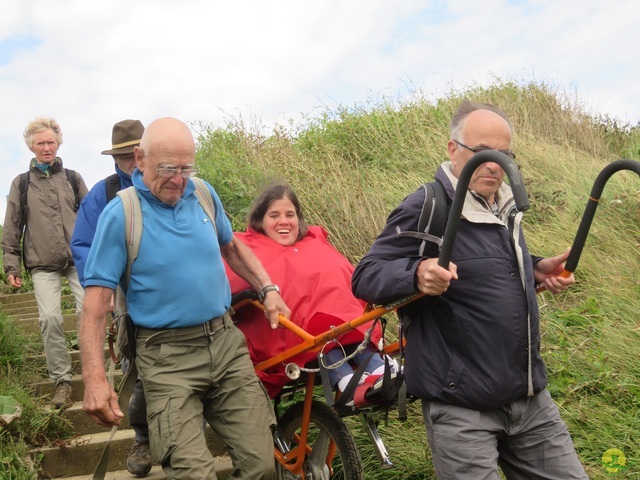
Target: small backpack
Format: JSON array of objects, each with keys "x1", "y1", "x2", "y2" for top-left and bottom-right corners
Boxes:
[{"x1": 110, "y1": 177, "x2": 218, "y2": 362}]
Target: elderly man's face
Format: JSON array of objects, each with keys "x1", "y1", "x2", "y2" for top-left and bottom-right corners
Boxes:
[
  {"x1": 135, "y1": 118, "x2": 196, "y2": 206},
  {"x1": 448, "y1": 110, "x2": 512, "y2": 204},
  {"x1": 113, "y1": 153, "x2": 138, "y2": 176}
]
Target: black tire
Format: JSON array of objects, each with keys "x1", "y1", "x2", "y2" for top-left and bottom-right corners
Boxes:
[{"x1": 275, "y1": 400, "x2": 363, "y2": 480}]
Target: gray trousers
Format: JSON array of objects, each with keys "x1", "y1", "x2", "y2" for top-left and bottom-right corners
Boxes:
[
  {"x1": 135, "y1": 317, "x2": 275, "y2": 480},
  {"x1": 31, "y1": 266, "x2": 84, "y2": 385},
  {"x1": 422, "y1": 389, "x2": 588, "y2": 479}
]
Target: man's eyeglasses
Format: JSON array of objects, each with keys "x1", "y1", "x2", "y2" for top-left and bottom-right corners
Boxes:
[
  {"x1": 146, "y1": 158, "x2": 199, "y2": 179},
  {"x1": 453, "y1": 139, "x2": 516, "y2": 161}
]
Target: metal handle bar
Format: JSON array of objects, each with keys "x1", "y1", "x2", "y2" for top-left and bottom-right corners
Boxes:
[
  {"x1": 536, "y1": 159, "x2": 640, "y2": 292},
  {"x1": 564, "y1": 159, "x2": 640, "y2": 274},
  {"x1": 438, "y1": 149, "x2": 529, "y2": 269}
]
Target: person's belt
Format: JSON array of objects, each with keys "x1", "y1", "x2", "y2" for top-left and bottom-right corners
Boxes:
[{"x1": 138, "y1": 311, "x2": 231, "y2": 347}]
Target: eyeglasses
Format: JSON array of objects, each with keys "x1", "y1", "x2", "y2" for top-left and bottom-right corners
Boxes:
[
  {"x1": 453, "y1": 139, "x2": 516, "y2": 160},
  {"x1": 146, "y1": 158, "x2": 199, "y2": 178}
]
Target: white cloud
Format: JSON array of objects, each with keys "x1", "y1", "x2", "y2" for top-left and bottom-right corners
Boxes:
[{"x1": 0, "y1": 0, "x2": 638, "y2": 223}]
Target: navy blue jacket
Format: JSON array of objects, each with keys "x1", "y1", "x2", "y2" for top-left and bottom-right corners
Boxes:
[
  {"x1": 352, "y1": 163, "x2": 547, "y2": 411},
  {"x1": 71, "y1": 166, "x2": 133, "y2": 286}
]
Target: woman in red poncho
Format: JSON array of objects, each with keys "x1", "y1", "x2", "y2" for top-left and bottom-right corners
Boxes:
[{"x1": 225, "y1": 182, "x2": 386, "y2": 399}]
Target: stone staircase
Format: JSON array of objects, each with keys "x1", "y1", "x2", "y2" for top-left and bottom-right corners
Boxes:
[{"x1": 1, "y1": 291, "x2": 233, "y2": 479}]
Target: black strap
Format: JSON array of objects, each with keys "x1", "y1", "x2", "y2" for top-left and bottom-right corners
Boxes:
[
  {"x1": 65, "y1": 169, "x2": 80, "y2": 212},
  {"x1": 18, "y1": 172, "x2": 30, "y2": 233},
  {"x1": 105, "y1": 173, "x2": 121, "y2": 203},
  {"x1": 92, "y1": 359, "x2": 138, "y2": 479}
]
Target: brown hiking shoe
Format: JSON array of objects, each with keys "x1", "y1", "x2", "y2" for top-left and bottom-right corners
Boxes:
[
  {"x1": 127, "y1": 441, "x2": 152, "y2": 477},
  {"x1": 51, "y1": 381, "x2": 72, "y2": 409}
]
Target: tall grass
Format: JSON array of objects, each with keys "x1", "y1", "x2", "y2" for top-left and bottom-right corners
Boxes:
[
  {"x1": 0, "y1": 312, "x2": 74, "y2": 478},
  {"x1": 1, "y1": 80, "x2": 638, "y2": 478},
  {"x1": 195, "y1": 80, "x2": 639, "y2": 479}
]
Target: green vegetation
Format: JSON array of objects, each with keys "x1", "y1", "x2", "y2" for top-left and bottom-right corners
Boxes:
[
  {"x1": 1, "y1": 80, "x2": 638, "y2": 478},
  {"x1": 0, "y1": 312, "x2": 74, "y2": 479},
  {"x1": 196, "y1": 80, "x2": 639, "y2": 479}
]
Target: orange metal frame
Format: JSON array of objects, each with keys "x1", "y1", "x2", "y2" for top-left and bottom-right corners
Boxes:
[{"x1": 232, "y1": 293, "x2": 422, "y2": 478}]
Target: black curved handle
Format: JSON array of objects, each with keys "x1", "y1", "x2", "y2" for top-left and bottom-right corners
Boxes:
[
  {"x1": 438, "y1": 150, "x2": 529, "y2": 268},
  {"x1": 563, "y1": 159, "x2": 640, "y2": 273}
]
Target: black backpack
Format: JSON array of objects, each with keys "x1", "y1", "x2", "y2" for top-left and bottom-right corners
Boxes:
[
  {"x1": 18, "y1": 169, "x2": 80, "y2": 234},
  {"x1": 396, "y1": 180, "x2": 448, "y2": 258}
]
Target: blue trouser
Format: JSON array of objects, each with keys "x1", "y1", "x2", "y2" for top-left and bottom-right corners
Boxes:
[{"x1": 422, "y1": 389, "x2": 588, "y2": 479}]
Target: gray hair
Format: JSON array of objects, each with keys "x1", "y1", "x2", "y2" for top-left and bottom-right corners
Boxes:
[
  {"x1": 450, "y1": 100, "x2": 513, "y2": 142},
  {"x1": 23, "y1": 117, "x2": 63, "y2": 148}
]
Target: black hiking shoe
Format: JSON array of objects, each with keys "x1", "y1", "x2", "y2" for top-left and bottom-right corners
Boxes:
[{"x1": 127, "y1": 441, "x2": 152, "y2": 477}]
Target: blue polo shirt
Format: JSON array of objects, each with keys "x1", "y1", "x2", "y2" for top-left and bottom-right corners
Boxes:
[{"x1": 84, "y1": 170, "x2": 234, "y2": 328}]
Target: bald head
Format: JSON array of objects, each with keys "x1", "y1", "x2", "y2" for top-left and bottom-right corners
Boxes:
[
  {"x1": 140, "y1": 117, "x2": 195, "y2": 157},
  {"x1": 135, "y1": 117, "x2": 197, "y2": 205},
  {"x1": 447, "y1": 103, "x2": 513, "y2": 204}
]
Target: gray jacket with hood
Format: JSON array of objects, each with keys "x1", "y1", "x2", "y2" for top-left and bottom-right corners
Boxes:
[{"x1": 2, "y1": 158, "x2": 88, "y2": 277}]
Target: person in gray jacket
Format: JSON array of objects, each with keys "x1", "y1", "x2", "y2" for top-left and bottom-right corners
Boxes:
[
  {"x1": 2, "y1": 117, "x2": 88, "y2": 408},
  {"x1": 352, "y1": 100, "x2": 587, "y2": 479}
]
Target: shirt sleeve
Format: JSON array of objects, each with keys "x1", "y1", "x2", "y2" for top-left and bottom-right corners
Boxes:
[
  {"x1": 83, "y1": 198, "x2": 127, "y2": 291},
  {"x1": 71, "y1": 182, "x2": 108, "y2": 287}
]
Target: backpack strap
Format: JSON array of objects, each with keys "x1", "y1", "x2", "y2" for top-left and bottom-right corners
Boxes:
[
  {"x1": 116, "y1": 178, "x2": 217, "y2": 286},
  {"x1": 116, "y1": 187, "x2": 142, "y2": 288},
  {"x1": 191, "y1": 177, "x2": 217, "y2": 236},
  {"x1": 18, "y1": 172, "x2": 30, "y2": 233},
  {"x1": 395, "y1": 180, "x2": 447, "y2": 258},
  {"x1": 65, "y1": 169, "x2": 80, "y2": 212},
  {"x1": 105, "y1": 173, "x2": 121, "y2": 203}
]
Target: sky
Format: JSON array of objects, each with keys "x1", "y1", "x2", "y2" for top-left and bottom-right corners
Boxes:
[{"x1": 1, "y1": 0, "x2": 639, "y2": 223}]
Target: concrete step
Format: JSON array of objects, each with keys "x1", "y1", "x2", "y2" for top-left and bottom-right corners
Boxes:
[
  {"x1": 33, "y1": 425, "x2": 229, "y2": 478},
  {"x1": 1, "y1": 292, "x2": 75, "y2": 307},
  {"x1": 0, "y1": 291, "x2": 36, "y2": 305},
  {"x1": 30, "y1": 346, "x2": 112, "y2": 374},
  {"x1": 34, "y1": 372, "x2": 124, "y2": 404},
  {"x1": 61, "y1": 455, "x2": 233, "y2": 480},
  {"x1": 14, "y1": 312, "x2": 80, "y2": 334},
  {"x1": 50, "y1": 401, "x2": 132, "y2": 434}
]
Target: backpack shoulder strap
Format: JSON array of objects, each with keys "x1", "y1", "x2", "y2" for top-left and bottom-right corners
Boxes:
[
  {"x1": 191, "y1": 177, "x2": 217, "y2": 236},
  {"x1": 105, "y1": 173, "x2": 121, "y2": 203},
  {"x1": 116, "y1": 186, "x2": 142, "y2": 287},
  {"x1": 18, "y1": 172, "x2": 30, "y2": 232},
  {"x1": 396, "y1": 180, "x2": 447, "y2": 258},
  {"x1": 65, "y1": 169, "x2": 80, "y2": 212},
  {"x1": 115, "y1": 180, "x2": 216, "y2": 287}
]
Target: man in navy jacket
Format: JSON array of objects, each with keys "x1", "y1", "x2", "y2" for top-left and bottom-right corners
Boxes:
[
  {"x1": 352, "y1": 101, "x2": 587, "y2": 479},
  {"x1": 71, "y1": 119, "x2": 152, "y2": 476}
]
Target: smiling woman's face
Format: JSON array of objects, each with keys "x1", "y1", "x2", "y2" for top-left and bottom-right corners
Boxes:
[{"x1": 262, "y1": 197, "x2": 300, "y2": 246}]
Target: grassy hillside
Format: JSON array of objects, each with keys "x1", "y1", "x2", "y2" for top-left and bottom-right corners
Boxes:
[
  {"x1": 195, "y1": 81, "x2": 640, "y2": 479},
  {"x1": 1, "y1": 81, "x2": 638, "y2": 478}
]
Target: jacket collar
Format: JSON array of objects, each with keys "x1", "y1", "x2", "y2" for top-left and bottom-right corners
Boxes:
[{"x1": 437, "y1": 161, "x2": 516, "y2": 225}]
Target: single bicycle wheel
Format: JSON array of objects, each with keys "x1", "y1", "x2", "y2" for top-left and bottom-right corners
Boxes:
[{"x1": 275, "y1": 400, "x2": 363, "y2": 480}]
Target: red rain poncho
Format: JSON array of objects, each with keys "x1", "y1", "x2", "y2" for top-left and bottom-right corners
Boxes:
[{"x1": 225, "y1": 226, "x2": 382, "y2": 397}]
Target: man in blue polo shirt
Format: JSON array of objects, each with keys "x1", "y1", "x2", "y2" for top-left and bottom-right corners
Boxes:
[{"x1": 79, "y1": 117, "x2": 289, "y2": 479}]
